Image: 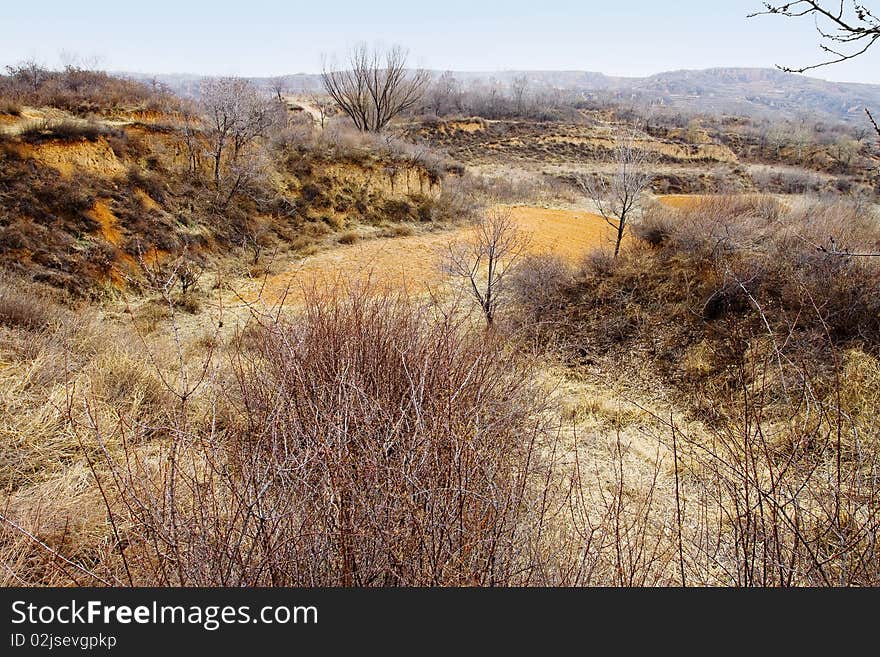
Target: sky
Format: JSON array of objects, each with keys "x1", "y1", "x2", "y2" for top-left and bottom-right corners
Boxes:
[{"x1": 1, "y1": 1, "x2": 877, "y2": 83}]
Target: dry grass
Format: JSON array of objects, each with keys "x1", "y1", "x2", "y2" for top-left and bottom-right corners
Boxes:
[
  {"x1": 2, "y1": 265, "x2": 879, "y2": 585},
  {"x1": 0, "y1": 278, "x2": 55, "y2": 331},
  {"x1": 17, "y1": 118, "x2": 115, "y2": 144},
  {"x1": 1, "y1": 284, "x2": 576, "y2": 586},
  {"x1": 526, "y1": 195, "x2": 880, "y2": 387},
  {"x1": 336, "y1": 230, "x2": 360, "y2": 245},
  {"x1": 1, "y1": 93, "x2": 878, "y2": 589},
  {"x1": 0, "y1": 100, "x2": 22, "y2": 117}
]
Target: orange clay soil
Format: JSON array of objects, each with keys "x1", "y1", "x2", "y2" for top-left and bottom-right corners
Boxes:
[
  {"x1": 245, "y1": 205, "x2": 615, "y2": 305},
  {"x1": 9, "y1": 139, "x2": 125, "y2": 177},
  {"x1": 508, "y1": 205, "x2": 617, "y2": 260},
  {"x1": 86, "y1": 199, "x2": 124, "y2": 246},
  {"x1": 656, "y1": 194, "x2": 707, "y2": 209}
]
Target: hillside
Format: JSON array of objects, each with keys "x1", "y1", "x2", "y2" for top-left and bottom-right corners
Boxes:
[
  {"x1": 0, "y1": 77, "x2": 467, "y2": 296},
  {"x1": 135, "y1": 67, "x2": 880, "y2": 125},
  {"x1": 1, "y1": 63, "x2": 879, "y2": 590}
]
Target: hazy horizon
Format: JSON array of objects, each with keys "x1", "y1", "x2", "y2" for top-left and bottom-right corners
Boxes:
[
  {"x1": 112, "y1": 66, "x2": 880, "y2": 88},
  {"x1": 2, "y1": 1, "x2": 878, "y2": 85}
]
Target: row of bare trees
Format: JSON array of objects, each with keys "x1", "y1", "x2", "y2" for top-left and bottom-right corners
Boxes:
[{"x1": 318, "y1": 45, "x2": 573, "y2": 131}]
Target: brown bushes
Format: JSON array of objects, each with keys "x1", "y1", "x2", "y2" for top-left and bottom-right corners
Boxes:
[
  {"x1": 51, "y1": 287, "x2": 559, "y2": 586},
  {"x1": 511, "y1": 194, "x2": 880, "y2": 395},
  {"x1": 1, "y1": 274, "x2": 878, "y2": 586},
  {"x1": 17, "y1": 118, "x2": 117, "y2": 144},
  {"x1": 671, "y1": 352, "x2": 880, "y2": 586},
  {"x1": 505, "y1": 253, "x2": 574, "y2": 334},
  {"x1": 0, "y1": 100, "x2": 21, "y2": 116},
  {"x1": 336, "y1": 230, "x2": 360, "y2": 244},
  {"x1": 0, "y1": 277, "x2": 56, "y2": 330},
  {"x1": 504, "y1": 194, "x2": 880, "y2": 586},
  {"x1": 2, "y1": 66, "x2": 178, "y2": 117}
]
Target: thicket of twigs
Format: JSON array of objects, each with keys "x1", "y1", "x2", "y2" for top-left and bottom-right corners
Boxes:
[{"x1": 2, "y1": 194, "x2": 879, "y2": 586}]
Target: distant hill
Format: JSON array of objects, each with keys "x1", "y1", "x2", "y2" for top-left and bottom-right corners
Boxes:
[
  {"x1": 458, "y1": 68, "x2": 880, "y2": 123},
  {"x1": 611, "y1": 68, "x2": 880, "y2": 123},
  {"x1": 125, "y1": 67, "x2": 880, "y2": 125}
]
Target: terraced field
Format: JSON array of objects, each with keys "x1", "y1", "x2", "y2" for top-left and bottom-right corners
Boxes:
[{"x1": 411, "y1": 118, "x2": 738, "y2": 166}]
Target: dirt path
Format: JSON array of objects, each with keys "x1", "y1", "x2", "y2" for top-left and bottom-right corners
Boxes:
[
  {"x1": 509, "y1": 205, "x2": 616, "y2": 258},
  {"x1": 239, "y1": 205, "x2": 615, "y2": 305}
]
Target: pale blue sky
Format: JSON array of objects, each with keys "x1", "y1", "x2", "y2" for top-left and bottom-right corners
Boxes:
[{"x1": 1, "y1": 1, "x2": 877, "y2": 83}]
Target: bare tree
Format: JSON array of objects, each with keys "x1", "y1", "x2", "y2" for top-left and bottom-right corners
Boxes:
[
  {"x1": 576, "y1": 131, "x2": 655, "y2": 257},
  {"x1": 321, "y1": 44, "x2": 429, "y2": 132},
  {"x1": 751, "y1": 2, "x2": 880, "y2": 142},
  {"x1": 511, "y1": 74, "x2": 529, "y2": 115},
  {"x1": 269, "y1": 76, "x2": 288, "y2": 103},
  {"x1": 179, "y1": 112, "x2": 203, "y2": 179},
  {"x1": 764, "y1": 121, "x2": 791, "y2": 159},
  {"x1": 444, "y1": 208, "x2": 528, "y2": 326},
  {"x1": 307, "y1": 93, "x2": 333, "y2": 129},
  {"x1": 5, "y1": 59, "x2": 47, "y2": 94},
  {"x1": 200, "y1": 78, "x2": 277, "y2": 188},
  {"x1": 831, "y1": 133, "x2": 863, "y2": 169},
  {"x1": 427, "y1": 71, "x2": 461, "y2": 116}
]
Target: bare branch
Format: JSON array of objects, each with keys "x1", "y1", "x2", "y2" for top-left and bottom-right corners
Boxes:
[
  {"x1": 750, "y1": 1, "x2": 880, "y2": 72},
  {"x1": 200, "y1": 77, "x2": 279, "y2": 189},
  {"x1": 575, "y1": 130, "x2": 655, "y2": 257},
  {"x1": 443, "y1": 208, "x2": 528, "y2": 326},
  {"x1": 321, "y1": 44, "x2": 429, "y2": 132}
]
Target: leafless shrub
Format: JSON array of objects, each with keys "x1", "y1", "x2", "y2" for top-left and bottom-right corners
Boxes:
[
  {"x1": 200, "y1": 77, "x2": 280, "y2": 189},
  {"x1": 443, "y1": 208, "x2": 528, "y2": 326},
  {"x1": 670, "y1": 333, "x2": 880, "y2": 585},
  {"x1": 5, "y1": 60, "x2": 48, "y2": 94},
  {"x1": 337, "y1": 230, "x2": 360, "y2": 245},
  {"x1": 425, "y1": 71, "x2": 463, "y2": 116},
  {"x1": 576, "y1": 130, "x2": 656, "y2": 256},
  {"x1": 175, "y1": 257, "x2": 204, "y2": 296},
  {"x1": 306, "y1": 93, "x2": 334, "y2": 130},
  {"x1": 3, "y1": 62, "x2": 178, "y2": 116},
  {"x1": 57, "y1": 285, "x2": 563, "y2": 586},
  {"x1": 632, "y1": 205, "x2": 676, "y2": 247},
  {"x1": 750, "y1": 167, "x2": 823, "y2": 194},
  {"x1": 507, "y1": 253, "x2": 574, "y2": 330},
  {"x1": 579, "y1": 248, "x2": 617, "y2": 277},
  {"x1": 383, "y1": 224, "x2": 414, "y2": 238}
]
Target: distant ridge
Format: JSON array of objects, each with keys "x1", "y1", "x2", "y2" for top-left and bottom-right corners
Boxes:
[{"x1": 123, "y1": 67, "x2": 880, "y2": 124}]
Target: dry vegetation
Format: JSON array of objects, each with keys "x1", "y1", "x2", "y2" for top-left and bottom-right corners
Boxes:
[
  {"x1": 0, "y1": 65, "x2": 476, "y2": 297},
  {"x1": 2, "y1": 62, "x2": 880, "y2": 587}
]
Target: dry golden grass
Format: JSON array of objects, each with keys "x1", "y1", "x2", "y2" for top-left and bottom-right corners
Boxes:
[
  {"x1": 3, "y1": 244, "x2": 879, "y2": 586},
  {"x1": 1, "y1": 94, "x2": 877, "y2": 589}
]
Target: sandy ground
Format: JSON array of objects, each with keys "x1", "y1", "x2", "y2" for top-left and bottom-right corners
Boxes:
[
  {"x1": 237, "y1": 205, "x2": 615, "y2": 305},
  {"x1": 656, "y1": 194, "x2": 704, "y2": 209}
]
